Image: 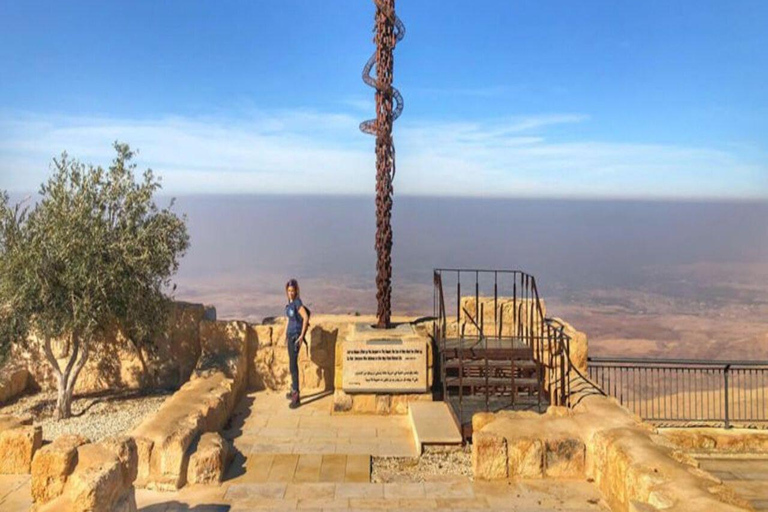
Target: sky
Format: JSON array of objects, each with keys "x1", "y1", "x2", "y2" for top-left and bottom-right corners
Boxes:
[{"x1": 1, "y1": 0, "x2": 766, "y2": 199}]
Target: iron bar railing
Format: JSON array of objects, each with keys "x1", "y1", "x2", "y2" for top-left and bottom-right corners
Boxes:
[
  {"x1": 433, "y1": 269, "x2": 573, "y2": 433},
  {"x1": 588, "y1": 357, "x2": 768, "y2": 428}
]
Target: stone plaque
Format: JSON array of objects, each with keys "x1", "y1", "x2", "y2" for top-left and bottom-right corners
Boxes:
[{"x1": 342, "y1": 339, "x2": 427, "y2": 393}]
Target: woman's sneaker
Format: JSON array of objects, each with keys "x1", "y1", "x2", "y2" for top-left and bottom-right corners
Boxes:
[{"x1": 289, "y1": 391, "x2": 300, "y2": 409}]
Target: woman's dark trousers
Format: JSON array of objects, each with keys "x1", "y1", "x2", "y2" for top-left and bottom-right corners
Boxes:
[{"x1": 287, "y1": 333, "x2": 300, "y2": 394}]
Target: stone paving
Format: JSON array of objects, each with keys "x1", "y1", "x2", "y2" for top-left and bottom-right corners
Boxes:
[
  {"x1": 696, "y1": 455, "x2": 768, "y2": 511},
  {"x1": 0, "y1": 390, "x2": 612, "y2": 511}
]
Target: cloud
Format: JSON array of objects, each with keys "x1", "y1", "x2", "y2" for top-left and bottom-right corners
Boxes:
[{"x1": 0, "y1": 109, "x2": 765, "y2": 199}]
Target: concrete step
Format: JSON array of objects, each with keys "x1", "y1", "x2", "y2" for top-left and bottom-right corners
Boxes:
[{"x1": 408, "y1": 401, "x2": 463, "y2": 454}]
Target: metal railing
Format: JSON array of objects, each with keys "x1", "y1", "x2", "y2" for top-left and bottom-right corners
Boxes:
[
  {"x1": 433, "y1": 269, "x2": 573, "y2": 431},
  {"x1": 588, "y1": 357, "x2": 768, "y2": 428}
]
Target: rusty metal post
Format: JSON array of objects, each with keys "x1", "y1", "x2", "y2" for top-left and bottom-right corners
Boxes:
[{"x1": 361, "y1": 0, "x2": 404, "y2": 328}]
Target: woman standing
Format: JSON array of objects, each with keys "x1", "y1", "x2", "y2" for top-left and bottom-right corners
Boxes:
[{"x1": 285, "y1": 279, "x2": 309, "y2": 409}]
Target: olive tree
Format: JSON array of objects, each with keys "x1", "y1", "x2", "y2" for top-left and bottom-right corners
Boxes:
[{"x1": 0, "y1": 143, "x2": 189, "y2": 419}]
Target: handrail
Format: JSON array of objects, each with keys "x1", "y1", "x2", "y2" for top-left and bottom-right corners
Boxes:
[
  {"x1": 588, "y1": 356, "x2": 768, "y2": 428},
  {"x1": 589, "y1": 357, "x2": 768, "y2": 367},
  {"x1": 433, "y1": 268, "x2": 577, "y2": 424}
]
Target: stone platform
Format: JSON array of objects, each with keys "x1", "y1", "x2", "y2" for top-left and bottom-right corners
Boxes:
[{"x1": 0, "y1": 390, "x2": 612, "y2": 511}]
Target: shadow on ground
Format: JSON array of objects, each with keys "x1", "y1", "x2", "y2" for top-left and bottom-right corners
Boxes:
[{"x1": 139, "y1": 502, "x2": 230, "y2": 511}]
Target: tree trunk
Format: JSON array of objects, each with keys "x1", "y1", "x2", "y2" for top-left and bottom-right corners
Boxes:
[
  {"x1": 43, "y1": 332, "x2": 90, "y2": 420},
  {"x1": 56, "y1": 373, "x2": 72, "y2": 419}
]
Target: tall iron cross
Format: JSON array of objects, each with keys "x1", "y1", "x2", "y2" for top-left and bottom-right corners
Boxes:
[{"x1": 360, "y1": 0, "x2": 405, "y2": 328}]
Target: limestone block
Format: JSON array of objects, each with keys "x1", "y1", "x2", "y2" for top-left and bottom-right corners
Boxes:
[
  {"x1": 472, "y1": 412, "x2": 496, "y2": 433},
  {"x1": 31, "y1": 434, "x2": 89, "y2": 504},
  {"x1": 461, "y1": 296, "x2": 546, "y2": 338},
  {"x1": 100, "y1": 436, "x2": 138, "y2": 488},
  {"x1": 197, "y1": 320, "x2": 249, "y2": 392},
  {"x1": 154, "y1": 301, "x2": 207, "y2": 388},
  {"x1": 550, "y1": 318, "x2": 588, "y2": 374},
  {"x1": 332, "y1": 389, "x2": 353, "y2": 413},
  {"x1": 296, "y1": 325, "x2": 337, "y2": 393},
  {"x1": 133, "y1": 436, "x2": 154, "y2": 487},
  {"x1": 472, "y1": 431, "x2": 508, "y2": 480},
  {"x1": 152, "y1": 415, "x2": 204, "y2": 490},
  {"x1": 507, "y1": 437, "x2": 544, "y2": 478},
  {"x1": 65, "y1": 442, "x2": 134, "y2": 512},
  {"x1": 660, "y1": 427, "x2": 768, "y2": 454},
  {"x1": 187, "y1": 432, "x2": 232, "y2": 485},
  {"x1": 0, "y1": 420, "x2": 42, "y2": 473},
  {"x1": 351, "y1": 394, "x2": 377, "y2": 414},
  {"x1": 0, "y1": 367, "x2": 29, "y2": 405},
  {"x1": 375, "y1": 395, "x2": 392, "y2": 415},
  {"x1": 544, "y1": 437, "x2": 585, "y2": 478}
]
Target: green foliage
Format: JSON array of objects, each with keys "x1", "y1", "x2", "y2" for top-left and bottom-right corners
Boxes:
[{"x1": 0, "y1": 142, "x2": 189, "y2": 377}]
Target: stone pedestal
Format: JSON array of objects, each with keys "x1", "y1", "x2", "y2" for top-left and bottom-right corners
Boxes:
[{"x1": 333, "y1": 322, "x2": 433, "y2": 415}]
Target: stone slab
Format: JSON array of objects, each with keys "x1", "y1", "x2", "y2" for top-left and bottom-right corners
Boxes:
[
  {"x1": 341, "y1": 339, "x2": 427, "y2": 393},
  {"x1": 408, "y1": 401, "x2": 462, "y2": 453}
]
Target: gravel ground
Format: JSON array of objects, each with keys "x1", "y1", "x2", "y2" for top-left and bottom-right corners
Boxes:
[
  {"x1": 0, "y1": 389, "x2": 171, "y2": 442},
  {"x1": 372, "y1": 445, "x2": 473, "y2": 483}
]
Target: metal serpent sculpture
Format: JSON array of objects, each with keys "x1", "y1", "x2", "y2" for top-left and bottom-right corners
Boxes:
[{"x1": 360, "y1": 0, "x2": 404, "y2": 328}]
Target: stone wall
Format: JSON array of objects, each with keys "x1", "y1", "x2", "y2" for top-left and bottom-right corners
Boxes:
[
  {"x1": 660, "y1": 427, "x2": 768, "y2": 454},
  {"x1": 249, "y1": 318, "x2": 337, "y2": 394},
  {"x1": 450, "y1": 296, "x2": 546, "y2": 338},
  {"x1": 0, "y1": 365, "x2": 30, "y2": 405},
  {"x1": 0, "y1": 414, "x2": 42, "y2": 474},
  {"x1": 8, "y1": 301, "x2": 213, "y2": 394},
  {"x1": 472, "y1": 374, "x2": 754, "y2": 512},
  {"x1": 33, "y1": 435, "x2": 138, "y2": 512},
  {"x1": 131, "y1": 319, "x2": 248, "y2": 490}
]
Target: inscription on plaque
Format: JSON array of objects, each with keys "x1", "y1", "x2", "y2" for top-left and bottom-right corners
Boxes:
[{"x1": 342, "y1": 339, "x2": 427, "y2": 393}]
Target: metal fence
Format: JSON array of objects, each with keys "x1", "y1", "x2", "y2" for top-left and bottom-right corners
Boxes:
[{"x1": 588, "y1": 357, "x2": 768, "y2": 428}]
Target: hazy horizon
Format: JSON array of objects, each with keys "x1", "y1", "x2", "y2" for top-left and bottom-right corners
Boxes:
[{"x1": 117, "y1": 194, "x2": 768, "y2": 362}]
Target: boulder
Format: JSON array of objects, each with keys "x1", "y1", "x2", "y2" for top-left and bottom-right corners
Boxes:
[
  {"x1": 0, "y1": 366, "x2": 30, "y2": 405},
  {"x1": 0, "y1": 415, "x2": 42, "y2": 474},
  {"x1": 472, "y1": 431, "x2": 508, "y2": 480},
  {"x1": 132, "y1": 320, "x2": 247, "y2": 490},
  {"x1": 31, "y1": 434, "x2": 89, "y2": 504},
  {"x1": 39, "y1": 438, "x2": 138, "y2": 512},
  {"x1": 507, "y1": 437, "x2": 544, "y2": 478},
  {"x1": 187, "y1": 432, "x2": 232, "y2": 485},
  {"x1": 544, "y1": 436, "x2": 585, "y2": 478}
]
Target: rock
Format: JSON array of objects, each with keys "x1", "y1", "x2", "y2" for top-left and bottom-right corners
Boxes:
[
  {"x1": 460, "y1": 296, "x2": 547, "y2": 338},
  {"x1": 100, "y1": 436, "x2": 139, "y2": 488},
  {"x1": 332, "y1": 389, "x2": 353, "y2": 413},
  {"x1": 544, "y1": 437, "x2": 585, "y2": 478},
  {"x1": 507, "y1": 437, "x2": 544, "y2": 478},
  {"x1": 472, "y1": 412, "x2": 496, "y2": 433},
  {"x1": 660, "y1": 427, "x2": 768, "y2": 454},
  {"x1": 131, "y1": 370, "x2": 241, "y2": 489},
  {"x1": 0, "y1": 367, "x2": 30, "y2": 405},
  {"x1": 31, "y1": 434, "x2": 89, "y2": 504},
  {"x1": 0, "y1": 419, "x2": 42, "y2": 474},
  {"x1": 375, "y1": 395, "x2": 392, "y2": 415},
  {"x1": 472, "y1": 431, "x2": 508, "y2": 480},
  {"x1": 64, "y1": 442, "x2": 134, "y2": 512},
  {"x1": 351, "y1": 394, "x2": 377, "y2": 414},
  {"x1": 188, "y1": 432, "x2": 232, "y2": 485}
]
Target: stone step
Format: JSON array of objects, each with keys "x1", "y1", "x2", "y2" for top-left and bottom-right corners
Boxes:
[{"x1": 408, "y1": 401, "x2": 463, "y2": 454}]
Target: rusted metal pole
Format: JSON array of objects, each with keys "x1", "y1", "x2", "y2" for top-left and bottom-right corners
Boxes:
[{"x1": 361, "y1": 0, "x2": 404, "y2": 329}]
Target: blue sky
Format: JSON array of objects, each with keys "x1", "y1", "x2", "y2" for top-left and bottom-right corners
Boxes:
[{"x1": 1, "y1": 0, "x2": 766, "y2": 198}]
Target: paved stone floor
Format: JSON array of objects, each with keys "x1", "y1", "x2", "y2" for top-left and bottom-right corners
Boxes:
[
  {"x1": 0, "y1": 391, "x2": 612, "y2": 511},
  {"x1": 696, "y1": 454, "x2": 768, "y2": 511}
]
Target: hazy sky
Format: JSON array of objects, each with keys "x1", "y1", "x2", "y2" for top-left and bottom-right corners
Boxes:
[{"x1": 1, "y1": 1, "x2": 766, "y2": 198}]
